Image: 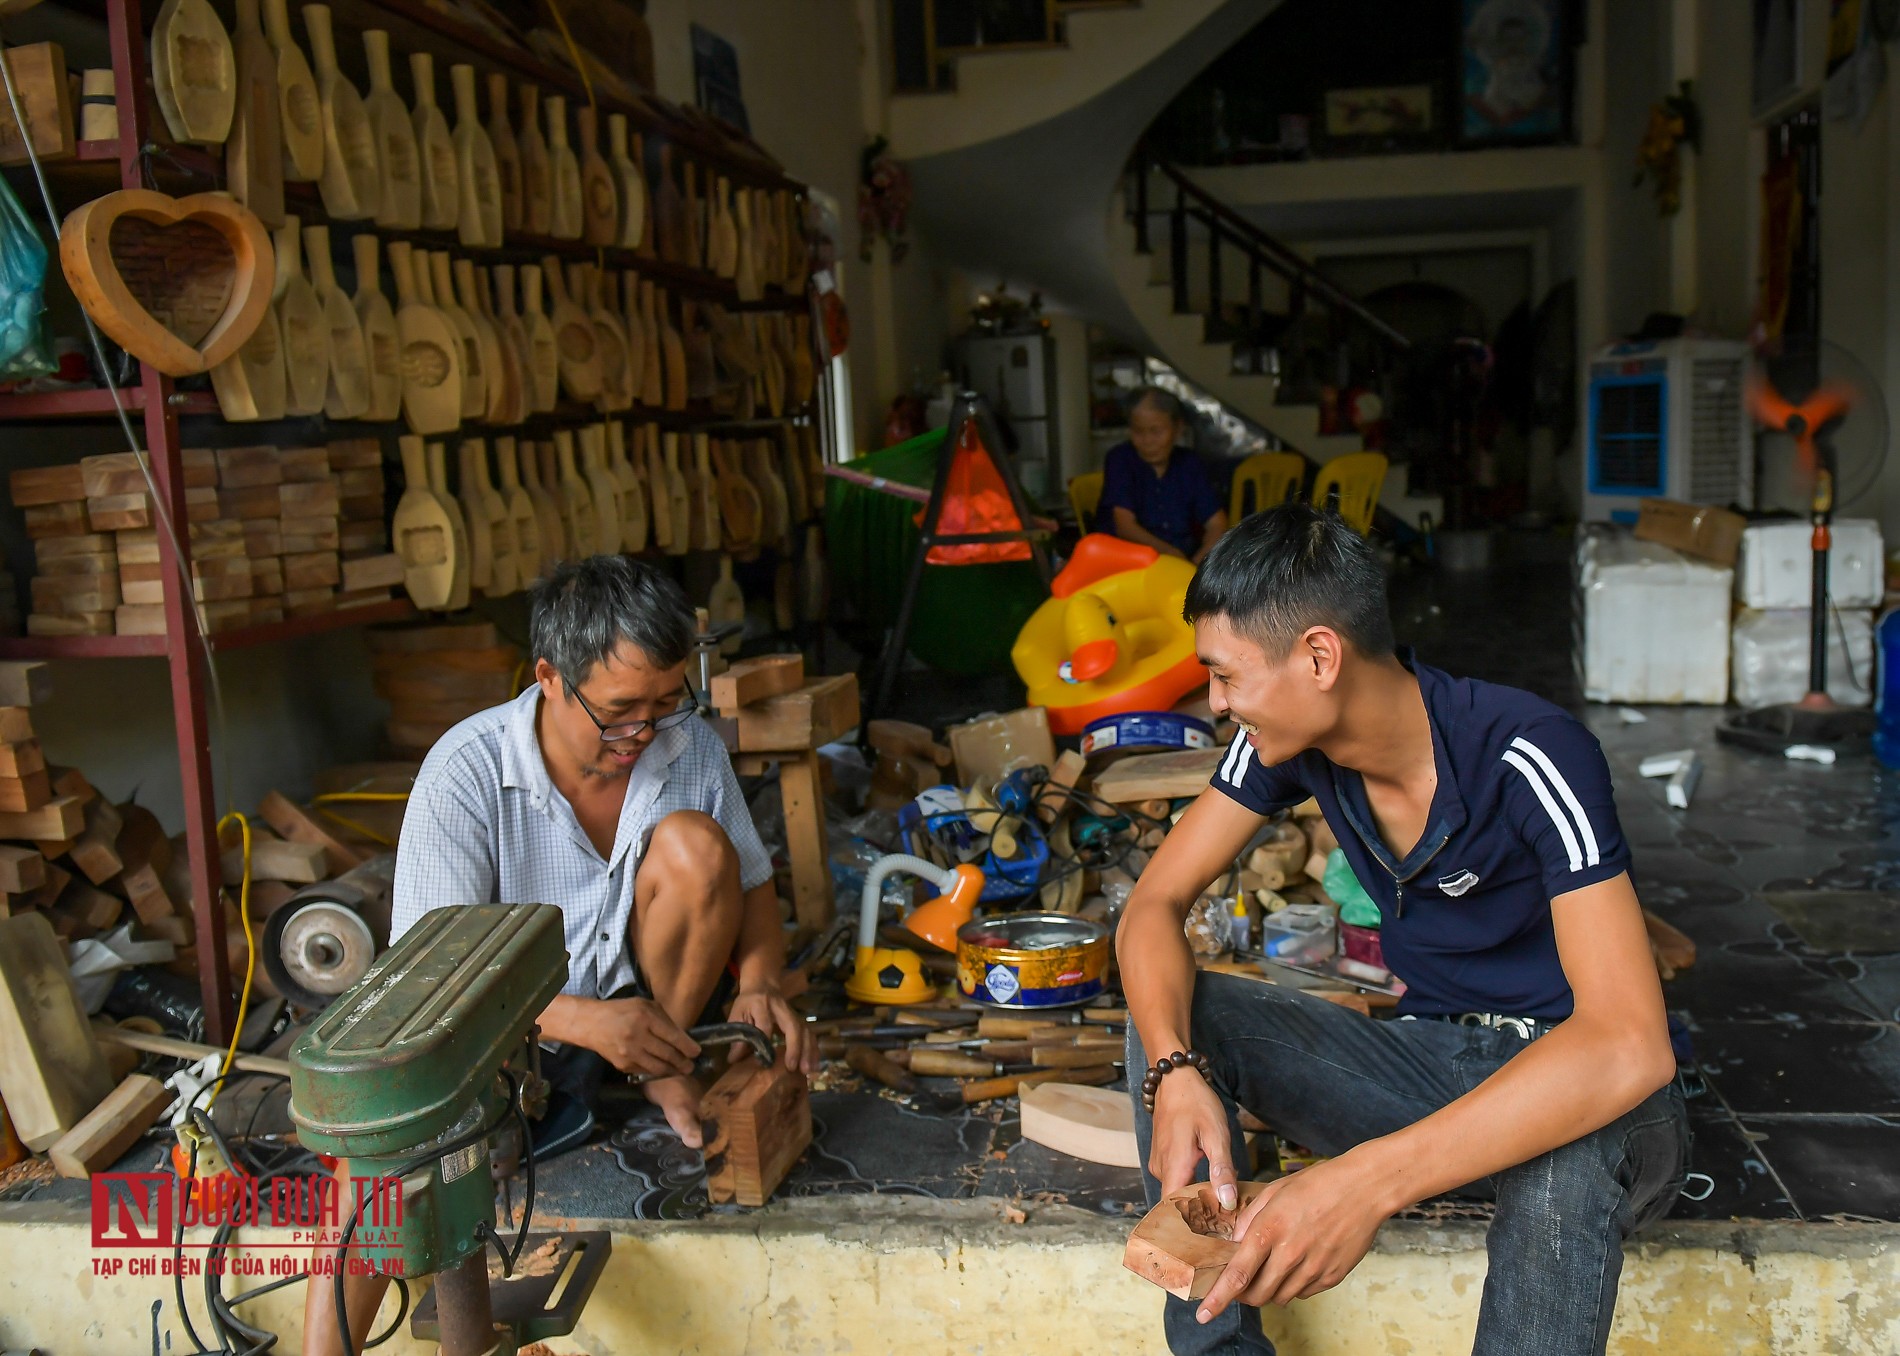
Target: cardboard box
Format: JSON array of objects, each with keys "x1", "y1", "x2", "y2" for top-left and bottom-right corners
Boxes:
[
  {"x1": 1578, "y1": 531, "x2": 1731, "y2": 705},
  {"x1": 1632, "y1": 498, "x2": 1746, "y2": 567},
  {"x1": 947, "y1": 706, "x2": 1056, "y2": 786}
]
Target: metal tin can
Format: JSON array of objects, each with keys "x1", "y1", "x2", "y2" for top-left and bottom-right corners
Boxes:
[{"x1": 955, "y1": 913, "x2": 1110, "y2": 1009}]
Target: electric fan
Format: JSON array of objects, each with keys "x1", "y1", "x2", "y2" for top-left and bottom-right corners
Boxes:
[{"x1": 1718, "y1": 337, "x2": 1890, "y2": 750}]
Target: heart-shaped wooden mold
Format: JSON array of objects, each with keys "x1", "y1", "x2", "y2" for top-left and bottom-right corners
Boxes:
[{"x1": 60, "y1": 189, "x2": 273, "y2": 376}]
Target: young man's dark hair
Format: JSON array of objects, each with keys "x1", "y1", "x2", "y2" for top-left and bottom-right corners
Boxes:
[{"x1": 1183, "y1": 502, "x2": 1395, "y2": 659}]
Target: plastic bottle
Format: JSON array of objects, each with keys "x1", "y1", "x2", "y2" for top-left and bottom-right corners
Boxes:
[{"x1": 1874, "y1": 609, "x2": 1900, "y2": 768}]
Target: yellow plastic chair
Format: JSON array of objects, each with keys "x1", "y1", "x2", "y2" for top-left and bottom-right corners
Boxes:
[
  {"x1": 1228, "y1": 451, "x2": 1306, "y2": 522},
  {"x1": 1311, "y1": 452, "x2": 1387, "y2": 536},
  {"x1": 1068, "y1": 472, "x2": 1105, "y2": 533}
]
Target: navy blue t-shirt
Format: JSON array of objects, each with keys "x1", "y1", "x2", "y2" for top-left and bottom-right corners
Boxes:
[
  {"x1": 1097, "y1": 442, "x2": 1221, "y2": 556},
  {"x1": 1212, "y1": 656, "x2": 1631, "y2": 1020}
]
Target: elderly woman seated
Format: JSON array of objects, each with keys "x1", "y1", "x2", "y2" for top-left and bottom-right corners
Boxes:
[{"x1": 1097, "y1": 386, "x2": 1227, "y2": 564}]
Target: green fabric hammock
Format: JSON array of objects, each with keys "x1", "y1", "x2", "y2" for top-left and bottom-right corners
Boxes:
[{"x1": 825, "y1": 428, "x2": 1050, "y2": 677}]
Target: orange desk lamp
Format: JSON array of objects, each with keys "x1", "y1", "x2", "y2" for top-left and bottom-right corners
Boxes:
[{"x1": 843, "y1": 854, "x2": 985, "y2": 1005}]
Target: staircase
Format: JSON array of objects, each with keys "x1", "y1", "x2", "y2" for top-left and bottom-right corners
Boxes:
[{"x1": 1106, "y1": 153, "x2": 1444, "y2": 522}]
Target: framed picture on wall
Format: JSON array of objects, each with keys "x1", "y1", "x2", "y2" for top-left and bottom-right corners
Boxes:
[
  {"x1": 1752, "y1": 0, "x2": 1804, "y2": 115},
  {"x1": 691, "y1": 23, "x2": 748, "y2": 133},
  {"x1": 1457, "y1": 0, "x2": 1571, "y2": 146},
  {"x1": 1318, "y1": 85, "x2": 1438, "y2": 155}
]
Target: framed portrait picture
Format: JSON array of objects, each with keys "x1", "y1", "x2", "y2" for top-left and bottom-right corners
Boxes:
[{"x1": 1458, "y1": 0, "x2": 1572, "y2": 146}]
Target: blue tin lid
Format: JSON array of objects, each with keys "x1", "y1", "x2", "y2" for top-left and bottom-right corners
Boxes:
[{"x1": 1080, "y1": 711, "x2": 1215, "y2": 758}]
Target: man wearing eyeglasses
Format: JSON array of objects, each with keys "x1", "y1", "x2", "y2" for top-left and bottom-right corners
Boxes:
[{"x1": 387, "y1": 554, "x2": 812, "y2": 1150}]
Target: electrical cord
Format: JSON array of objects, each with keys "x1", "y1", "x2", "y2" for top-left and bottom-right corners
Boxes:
[{"x1": 332, "y1": 1070, "x2": 525, "y2": 1356}]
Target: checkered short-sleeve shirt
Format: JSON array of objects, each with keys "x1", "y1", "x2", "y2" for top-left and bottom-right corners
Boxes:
[{"x1": 390, "y1": 685, "x2": 774, "y2": 998}]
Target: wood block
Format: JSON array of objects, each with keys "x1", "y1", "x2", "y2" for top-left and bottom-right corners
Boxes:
[
  {"x1": 335, "y1": 587, "x2": 392, "y2": 609},
  {"x1": 0, "y1": 710, "x2": 29, "y2": 744},
  {"x1": 113, "y1": 605, "x2": 167, "y2": 636},
  {"x1": 340, "y1": 521, "x2": 387, "y2": 554},
  {"x1": 84, "y1": 494, "x2": 152, "y2": 532},
  {"x1": 118, "y1": 578, "x2": 162, "y2": 614},
  {"x1": 114, "y1": 529, "x2": 159, "y2": 564},
  {"x1": 0, "y1": 771, "x2": 51, "y2": 813},
  {"x1": 215, "y1": 446, "x2": 282, "y2": 488},
  {"x1": 339, "y1": 553, "x2": 404, "y2": 591},
  {"x1": 734, "y1": 674, "x2": 858, "y2": 753},
  {"x1": 218, "y1": 485, "x2": 282, "y2": 520},
  {"x1": 1124, "y1": 1181, "x2": 1274, "y2": 1300},
  {"x1": 24, "y1": 501, "x2": 90, "y2": 538},
  {"x1": 709, "y1": 653, "x2": 803, "y2": 714},
  {"x1": 0, "y1": 43, "x2": 76, "y2": 167},
  {"x1": 368, "y1": 645, "x2": 518, "y2": 678},
  {"x1": 20, "y1": 861, "x2": 70, "y2": 909},
  {"x1": 182, "y1": 487, "x2": 220, "y2": 523},
  {"x1": 1093, "y1": 748, "x2": 1228, "y2": 805},
  {"x1": 26, "y1": 612, "x2": 113, "y2": 637},
  {"x1": 38, "y1": 550, "x2": 118, "y2": 577},
  {"x1": 257, "y1": 790, "x2": 366, "y2": 874},
  {"x1": 282, "y1": 590, "x2": 335, "y2": 618},
  {"x1": 699, "y1": 1057, "x2": 811, "y2": 1207},
  {"x1": 188, "y1": 532, "x2": 248, "y2": 561},
  {"x1": 34, "y1": 532, "x2": 115, "y2": 559},
  {"x1": 365, "y1": 620, "x2": 501, "y2": 653},
  {"x1": 79, "y1": 452, "x2": 151, "y2": 499},
  {"x1": 1037, "y1": 748, "x2": 1089, "y2": 824},
  {"x1": 54, "y1": 878, "x2": 122, "y2": 933},
  {"x1": 336, "y1": 467, "x2": 384, "y2": 497},
  {"x1": 374, "y1": 667, "x2": 516, "y2": 705},
  {"x1": 279, "y1": 517, "x2": 341, "y2": 553},
  {"x1": 278, "y1": 478, "x2": 340, "y2": 517},
  {"x1": 0, "y1": 846, "x2": 44, "y2": 895},
  {"x1": 191, "y1": 569, "x2": 254, "y2": 603},
  {"x1": 219, "y1": 833, "x2": 324, "y2": 884},
  {"x1": 180, "y1": 448, "x2": 218, "y2": 488},
  {"x1": 340, "y1": 494, "x2": 386, "y2": 522},
  {"x1": 9, "y1": 464, "x2": 85, "y2": 507},
  {"x1": 0, "y1": 663, "x2": 51, "y2": 707},
  {"x1": 242, "y1": 520, "x2": 282, "y2": 556},
  {"x1": 31, "y1": 574, "x2": 120, "y2": 613},
  {"x1": 120, "y1": 863, "x2": 174, "y2": 924},
  {"x1": 69, "y1": 798, "x2": 123, "y2": 885},
  {"x1": 279, "y1": 447, "x2": 333, "y2": 482},
  {"x1": 114, "y1": 801, "x2": 172, "y2": 877},
  {"x1": 0, "y1": 795, "x2": 96, "y2": 844},
  {"x1": 0, "y1": 912, "x2": 115, "y2": 1150},
  {"x1": 0, "y1": 741, "x2": 45, "y2": 779},
  {"x1": 1019, "y1": 1082, "x2": 1139, "y2": 1167},
  {"x1": 251, "y1": 557, "x2": 283, "y2": 595},
  {"x1": 196, "y1": 600, "x2": 252, "y2": 633},
  {"x1": 248, "y1": 600, "x2": 284, "y2": 626},
  {"x1": 48, "y1": 1073, "x2": 172, "y2": 1179},
  {"x1": 50, "y1": 766, "x2": 96, "y2": 807},
  {"x1": 283, "y1": 551, "x2": 340, "y2": 590},
  {"x1": 326, "y1": 438, "x2": 383, "y2": 470}
]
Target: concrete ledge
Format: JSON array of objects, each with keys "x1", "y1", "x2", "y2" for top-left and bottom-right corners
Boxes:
[{"x1": 3, "y1": 1196, "x2": 1895, "y2": 1353}]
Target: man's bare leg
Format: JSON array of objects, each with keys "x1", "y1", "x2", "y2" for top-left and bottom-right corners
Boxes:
[
  {"x1": 630, "y1": 809, "x2": 745, "y2": 1145},
  {"x1": 301, "y1": 1164, "x2": 393, "y2": 1356}
]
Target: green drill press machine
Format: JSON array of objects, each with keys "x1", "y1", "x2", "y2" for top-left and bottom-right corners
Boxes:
[{"x1": 290, "y1": 902, "x2": 610, "y2": 1356}]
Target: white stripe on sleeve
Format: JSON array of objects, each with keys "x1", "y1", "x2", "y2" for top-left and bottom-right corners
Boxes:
[
  {"x1": 1227, "y1": 739, "x2": 1255, "y2": 787},
  {"x1": 1509, "y1": 736, "x2": 1601, "y2": 867},
  {"x1": 1502, "y1": 749, "x2": 1583, "y2": 872},
  {"x1": 1220, "y1": 731, "x2": 1247, "y2": 785}
]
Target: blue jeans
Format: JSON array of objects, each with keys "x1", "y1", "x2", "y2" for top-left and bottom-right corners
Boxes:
[{"x1": 1129, "y1": 975, "x2": 1689, "y2": 1356}]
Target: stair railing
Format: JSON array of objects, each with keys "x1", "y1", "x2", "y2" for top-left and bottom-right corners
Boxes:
[{"x1": 1129, "y1": 150, "x2": 1413, "y2": 357}]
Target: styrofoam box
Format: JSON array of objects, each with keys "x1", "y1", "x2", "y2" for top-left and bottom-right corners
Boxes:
[
  {"x1": 1736, "y1": 518, "x2": 1884, "y2": 610},
  {"x1": 1730, "y1": 607, "x2": 1874, "y2": 709},
  {"x1": 1580, "y1": 533, "x2": 1732, "y2": 705}
]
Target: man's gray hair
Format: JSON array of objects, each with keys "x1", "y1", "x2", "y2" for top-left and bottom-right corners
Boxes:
[{"x1": 529, "y1": 555, "x2": 696, "y2": 679}]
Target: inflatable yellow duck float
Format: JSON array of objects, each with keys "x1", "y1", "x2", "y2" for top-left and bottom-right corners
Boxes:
[{"x1": 1011, "y1": 534, "x2": 1208, "y2": 735}]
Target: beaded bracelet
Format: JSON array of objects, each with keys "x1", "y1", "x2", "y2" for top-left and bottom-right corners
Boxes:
[{"x1": 1140, "y1": 1049, "x2": 1211, "y2": 1113}]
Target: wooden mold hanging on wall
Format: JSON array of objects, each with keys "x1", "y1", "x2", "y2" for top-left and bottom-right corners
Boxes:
[{"x1": 59, "y1": 188, "x2": 274, "y2": 376}]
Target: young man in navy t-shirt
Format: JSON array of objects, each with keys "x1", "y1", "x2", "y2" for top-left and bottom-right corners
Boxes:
[{"x1": 1118, "y1": 504, "x2": 1687, "y2": 1356}]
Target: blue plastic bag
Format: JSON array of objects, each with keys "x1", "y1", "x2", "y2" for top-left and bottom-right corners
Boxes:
[{"x1": 0, "y1": 168, "x2": 54, "y2": 379}]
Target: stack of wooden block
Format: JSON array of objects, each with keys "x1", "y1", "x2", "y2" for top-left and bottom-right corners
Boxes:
[
  {"x1": 9, "y1": 453, "x2": 210, "y2": 635},
  {"x1": 329, "y1": 438, "x2": 402, "y2": 608},
  {"x1": 368, "y1": 620, "x2": 521, "y2": 758},
  {"x1": 0, "y1": 661, "x2": 180, "y2": 945}
]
